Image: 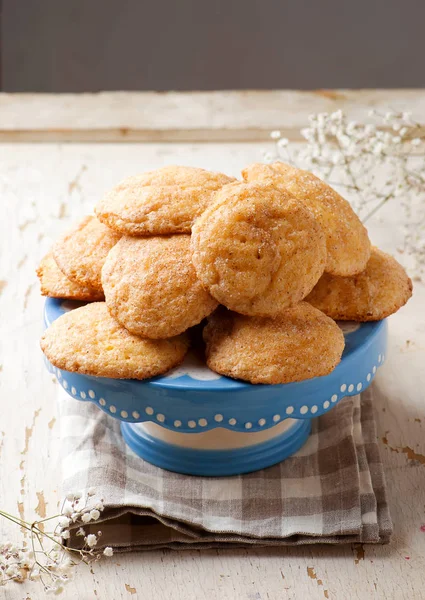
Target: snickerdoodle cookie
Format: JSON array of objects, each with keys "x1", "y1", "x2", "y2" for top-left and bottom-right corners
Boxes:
[
  {"x1": 306, "y1": 247, "x2": 412, "y2": 321},
  {"x1": 41, "y1": 302, "x2": 190, "y2": 380},
  {"x1": 36, "y1": 253, "x2": 104, "y2": 301},
  {"x1": 190, "y1": 181, "x2": 327, "y2": 316},
  {"x1": 102, "y1": 235, "x2": 218, "y2": 339},
  {"x1": 242, "y1": 162, "x2": 371, "y2": 276},
  {"x1": 53, "y1": 216, "x2": 121, "y2": 292},
  {"x1": 95, "y1": 166, "x2": 236, "y2": 235},
  {"x1": 204, "y1": 303, "x2": 345, "y2": 384}
]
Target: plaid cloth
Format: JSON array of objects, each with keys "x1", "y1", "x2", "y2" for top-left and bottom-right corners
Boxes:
[{"x1": 58, "y1": 387, "x2": 392, "y2": 551}]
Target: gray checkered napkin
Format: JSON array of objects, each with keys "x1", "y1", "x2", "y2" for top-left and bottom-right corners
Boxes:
[{"x1": 58, "y1": 387, "x2": 392, "y2": 551}]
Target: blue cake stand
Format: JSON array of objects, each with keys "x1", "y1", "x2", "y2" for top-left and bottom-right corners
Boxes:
[{"x1": 43, "y1": 298, "x2": 388, "y2": 476}]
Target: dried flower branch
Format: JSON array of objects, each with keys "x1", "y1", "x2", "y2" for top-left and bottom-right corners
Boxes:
[
  {"x1": 265, "y1": 110, "x2": 425, "y2": 279},
  {"x1": 0, "y1": 489, "x2": 113, "y2": 594}
]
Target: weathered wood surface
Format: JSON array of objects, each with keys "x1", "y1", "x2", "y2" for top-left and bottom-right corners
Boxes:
[
  {"x1": 0, "y1": 92, "x2": 424, "y2": 599},
  {"x1": 0, "y1": 90, "x2": 424, "y2": 142}
]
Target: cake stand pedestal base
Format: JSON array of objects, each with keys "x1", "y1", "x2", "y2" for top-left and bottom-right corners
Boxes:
[{"x1": 121, "y1": 418, "x2": 312, "y2": 476}]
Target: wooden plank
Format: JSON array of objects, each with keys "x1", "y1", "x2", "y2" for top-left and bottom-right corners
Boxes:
[
  {"x1": 1, "y1": 140, "x2": 424, "y2": 599},
  {"x1": 0, "y1": 90, "x2": 424, "y2": 142}
]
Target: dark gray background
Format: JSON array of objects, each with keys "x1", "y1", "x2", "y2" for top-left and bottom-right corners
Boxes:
[{"x1": 2, "y1": 0, "x2": 425, "y2": 92}]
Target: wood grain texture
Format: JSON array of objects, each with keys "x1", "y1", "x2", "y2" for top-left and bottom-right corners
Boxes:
[
  {"x1": 0, "y1": 90, "x2": 424, "y2": 142},
  {"x1": 0, "y1": 96, "x2": 424, "y2": 599}
]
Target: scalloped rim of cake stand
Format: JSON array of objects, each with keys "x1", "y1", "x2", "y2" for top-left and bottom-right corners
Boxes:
[{"x1": 44, "y1": 298, "x2": 388, "y2": 434}]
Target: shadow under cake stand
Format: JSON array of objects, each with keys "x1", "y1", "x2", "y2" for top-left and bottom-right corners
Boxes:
[{"x1": 44, "y1": 298, "x2": 388, "y2": 476}]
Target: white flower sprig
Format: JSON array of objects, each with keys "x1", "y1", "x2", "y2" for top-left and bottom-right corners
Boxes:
[
  {"x1": 265, "y1": 110, "x2": 425, "y2": 279},
  {"x1": 0, "y1": 488, "x2": 113, "y2": 594}
]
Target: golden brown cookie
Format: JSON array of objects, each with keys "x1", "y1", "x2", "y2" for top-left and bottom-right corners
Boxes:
[
  {"x1": 190, "y1": 181, "x2": 327, "y2": 316},
  {"x1": 40, "y1": 302, "x2": 190, "y2": 380},
  {"x1": 204, "y1": 303, "x2": 345, "y2": 384},
  {"x1": 52, "y1": 216, "x2": 121, "y2": 292},
  {"x1": 305, "y1": 247, "x2": 413, "y2": 321},
  {"x1": 242, "y1": 162, "x2": 371, "y2": 276},
  {"x1": 95, "y1": 166, "x2": 236, "y2": 235},
  {"x1": 36, "y1": 253, "x2": 104, "y2": 301},
  {"x1": 102, "y1": 235, "x2": 218, "y2": 339}
]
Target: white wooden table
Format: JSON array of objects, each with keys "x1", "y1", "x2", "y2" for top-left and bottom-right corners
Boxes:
[{"x1": 1, "y1": 91, "x2": 424, "y2": 600}]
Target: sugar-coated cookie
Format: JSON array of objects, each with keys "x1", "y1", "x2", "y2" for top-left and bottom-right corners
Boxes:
[
  {"x1": 53, "y1": 216, "x2": 121, "y2": 292},
  {"x1": 95, "y1": 166, "x2": 236, "y2": 235},
  {"x1": 191, "y1": 181, "x2": 327, "y2": 316},
  {"x1": 204, "y1": 303, "x2": 345, "y2": 384},
  {"x1": 36, "y1": 253, "x2": 104, "y2": 301},
  {"x1": 242, "y1": 162, "x2": 371, "y2": 276},
  {"x1": 102, "y1": 235, "x2": 218, "y2": 339},
  {"x1": 306, "y1": 247, "x2": 412, "y2": 321},
  {"x1": 41, "y1": 302, "x2": 190, "y2": 380}
]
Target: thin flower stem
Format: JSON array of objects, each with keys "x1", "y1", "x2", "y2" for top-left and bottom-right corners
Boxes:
[
  {"x1": 0, "y1": 511, "x2": 32, "y2": 533},
  {"x1": 35, "y1": 514, "x2": 62, "y2": 525},
  {"x1": 362, "y1": 193, "x2": 393, "y2": 223}
]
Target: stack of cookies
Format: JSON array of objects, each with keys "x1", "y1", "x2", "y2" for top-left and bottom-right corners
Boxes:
[{"x1": 39, "y1": 164, "x2": 412, "y2": 385}]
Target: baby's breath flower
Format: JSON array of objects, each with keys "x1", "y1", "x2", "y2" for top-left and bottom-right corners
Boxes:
[
  {"x1": 62, "y1": 504, "x2": 73, "y2": 517},
  {"x1": 270, "y1": 130, "x2": 281, "y2": 139},
  {"x1": 262, "y1": 151, "x2": 274, "y2": 163},
  {"x1": 103, "y1": 547, "x2": 114, "y2": 557},
  {"x1": 267, "y1": 108, "x2": 425, "y2": 278},
  {"x1": 81, "y1": 512, "x2": 92, "y2": 523},
  {"x1": 60, "y1": 530, "x2": 70, "y2": 540},
  {"x1": 58, "y1": 517, "x2": 70, "y2": 528},
  {"x1": 85, "y1": 534, "x2": 97, "y2": 548},
  {"x1": 90, "y1": 509, "x2": 100, "y2": 521},
  {"x1": 76, "y1": 527, "x2": 85, "y2": 537},
  {"x1": 277, "y1": 137, "x2": 289, "y2": 148},
  {"x1": 87, "y1": 487, "x2": 97, "y2": 497}
]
